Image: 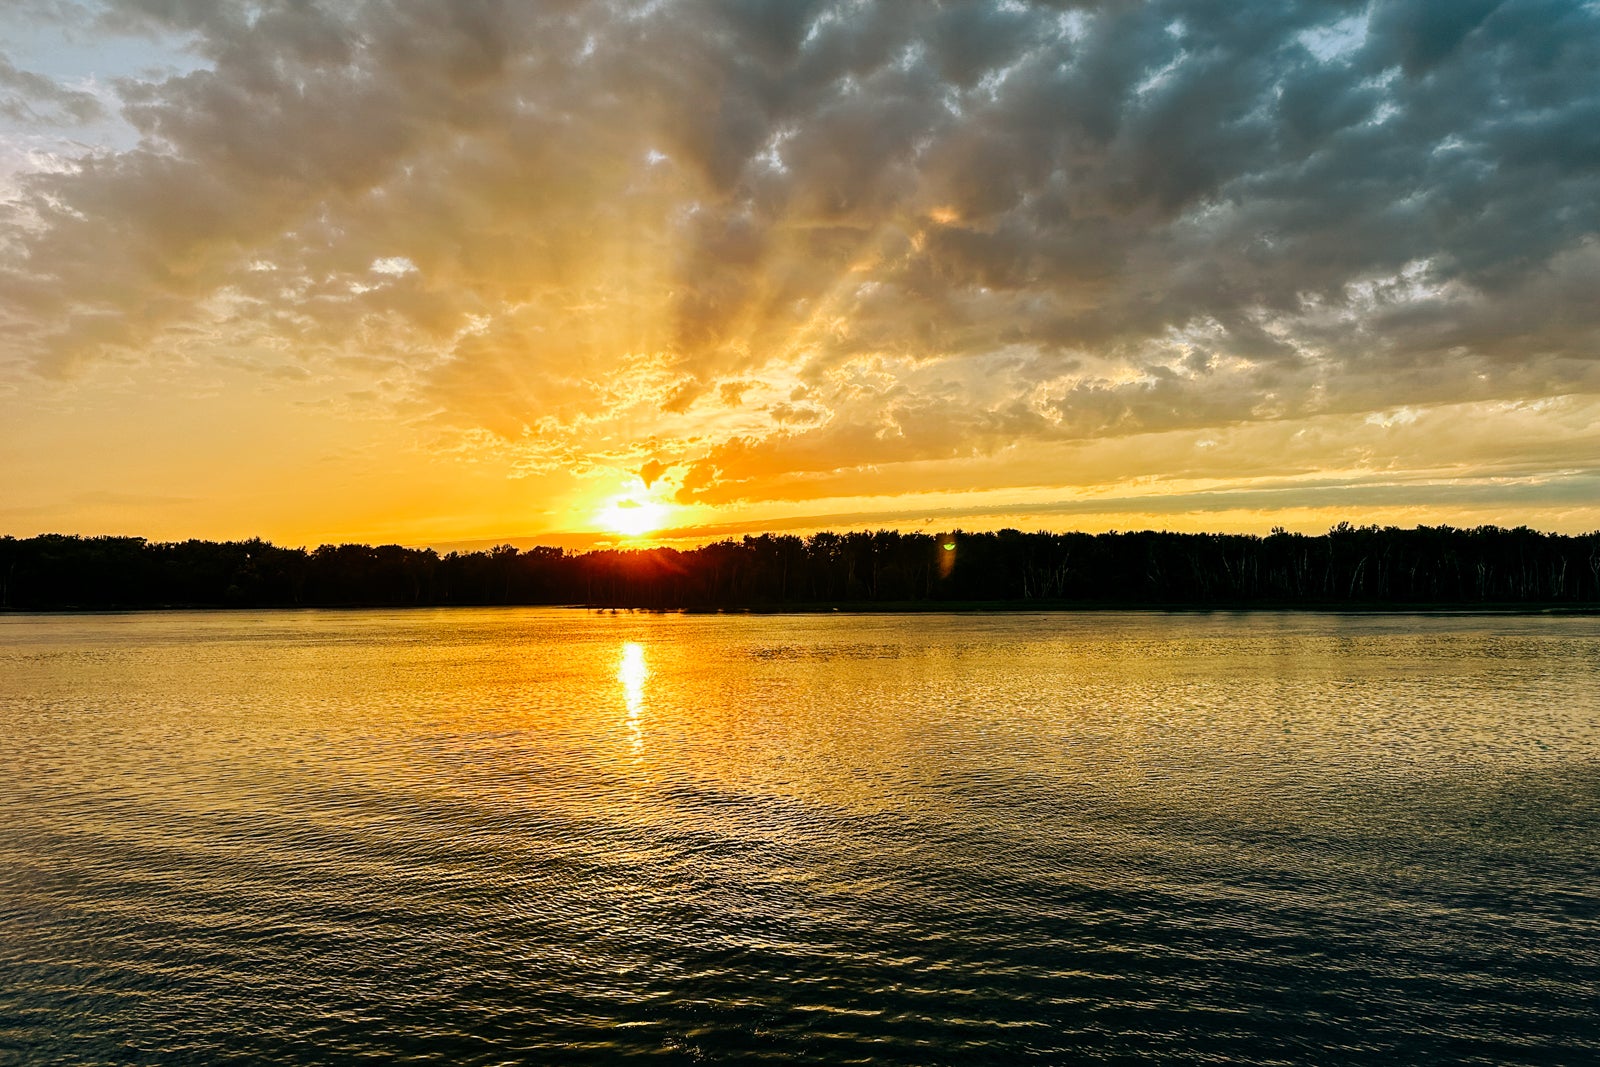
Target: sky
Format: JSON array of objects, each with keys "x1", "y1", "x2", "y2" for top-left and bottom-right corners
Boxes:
[{"x1": 2, "y1": 0, "x2": 1599, "y2": 549}]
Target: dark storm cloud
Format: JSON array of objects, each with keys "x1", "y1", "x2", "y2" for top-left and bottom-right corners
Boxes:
[{"x1": 2, "y1": 0, "x2": 1598, "y2": 503}]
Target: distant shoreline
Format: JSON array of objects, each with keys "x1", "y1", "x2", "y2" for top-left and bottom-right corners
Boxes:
[
  {"x1": 7, "y1": 527, "x2": 1599, "y2": 613},
  {"x1": 5, "y1": 601, "x2": 1597, "y2": 617},
  {"x1": 598, "y1": 601, "x2": 1600, "y2": 616}
]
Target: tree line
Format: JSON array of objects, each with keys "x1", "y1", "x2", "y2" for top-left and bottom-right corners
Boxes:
[{"x1": 4, "y1": 524, "x2": 1599, "y2": 611}]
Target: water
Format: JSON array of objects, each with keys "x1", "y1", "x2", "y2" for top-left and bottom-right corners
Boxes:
[{"x1": 2, "y1": 609, "x2": 1597, "y2": 1065}]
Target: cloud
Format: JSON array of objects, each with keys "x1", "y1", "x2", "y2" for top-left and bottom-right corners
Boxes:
[
  {"x1": 638, "y1": 458, "x2": 670, "y2": 488},
  {"x1": 0, "y1": 53, "x2": 105, "y2": 126},
  {"x1": 2, "y1": 0, "x2": 1598, "y2": 518}
]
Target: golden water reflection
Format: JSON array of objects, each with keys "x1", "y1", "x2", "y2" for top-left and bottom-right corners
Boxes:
[
  {"x1": 618, "y1": 640, "x2": 647, "y2": 753},
  {"x1": 6, "y1": 607, "x2": 1600, "y2": 1063}
]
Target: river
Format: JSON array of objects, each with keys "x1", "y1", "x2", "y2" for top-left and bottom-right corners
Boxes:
[{"x1": 2, "y1": 609, "x2": 1596, "y2": 1064}]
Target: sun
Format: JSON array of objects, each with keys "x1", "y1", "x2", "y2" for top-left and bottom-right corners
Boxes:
[{"x1": 597, "y1": 496, "x2": 669, "y2": 539}]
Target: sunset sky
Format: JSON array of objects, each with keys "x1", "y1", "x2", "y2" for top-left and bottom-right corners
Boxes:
[{"x1": 3, "y1": 0, "x2": 1599, "y2": 548}]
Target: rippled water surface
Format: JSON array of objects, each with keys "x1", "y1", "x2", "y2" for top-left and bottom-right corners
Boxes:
[{"x1": 3, "y1": 609, "x2": 1598, "y2": 1065}]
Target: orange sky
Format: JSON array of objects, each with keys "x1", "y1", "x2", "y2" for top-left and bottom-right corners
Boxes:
[{"x1": 4, "y1": 2, "x2": 1599, "y2": 547}]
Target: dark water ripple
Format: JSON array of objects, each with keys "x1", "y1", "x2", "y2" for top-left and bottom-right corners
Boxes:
[{"x1": 2, "y1": 609, "x2": 1598, "y2": 1065}]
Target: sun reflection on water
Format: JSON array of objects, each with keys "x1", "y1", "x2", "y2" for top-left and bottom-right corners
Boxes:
[{"x1": 618, "y1": 641, "x2": 647, "y2": 752}]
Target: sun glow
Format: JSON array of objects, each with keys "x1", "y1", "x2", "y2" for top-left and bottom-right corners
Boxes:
[{"x1": 597, "y1": 495, "x2": 669, "y2": 538}]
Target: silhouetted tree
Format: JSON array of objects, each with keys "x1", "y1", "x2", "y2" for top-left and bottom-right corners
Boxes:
[{"x1": 4, "y1": 525, "x2": 1599, "y2": 611}]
